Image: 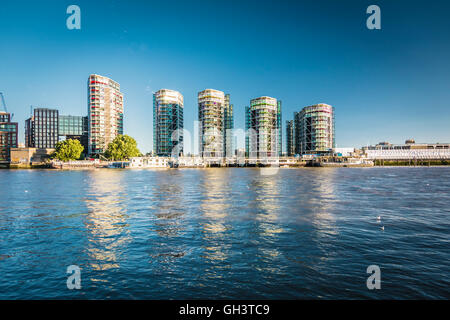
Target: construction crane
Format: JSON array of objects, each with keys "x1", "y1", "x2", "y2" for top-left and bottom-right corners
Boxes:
[{"x1": 0, "y1": 92, "x2": 7, "y2": 113}]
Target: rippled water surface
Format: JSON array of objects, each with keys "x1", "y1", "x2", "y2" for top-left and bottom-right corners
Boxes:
[{"x1": 0, "y1": 168, "x2": 449, "y2": 299}]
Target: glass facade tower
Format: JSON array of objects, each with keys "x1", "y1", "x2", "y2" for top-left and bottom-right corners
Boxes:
[
  {"x1": 25, "y1": 108, "x2": 59, "y2": 148},
  {"x1": 59, "y1": 115, "x2": 86, "y2": 136},
  {"x1": 286, "y1": 119, "x2": 294, "y2": 156},
  {"x1": 224, "y1": 94, "x2": 234, "y2": 157},
  {"x1": 153, "y1": 89, "x2": 184, "y2": 157},
  {"x1": 245, "y1": 96, "x2": 282, "y2": 158},
  {"x1": 59, "y1": 115, "x2": 89, "y2": 154},
  {"x1": 198, "y1": 89, "x2": 233, "y2": 158},
  {"x1": 0, "y1": 112, "x2": 18, "y2": 163},
  {"x1": 294, "y1": 103, "x2": 335, "y2": 155}
]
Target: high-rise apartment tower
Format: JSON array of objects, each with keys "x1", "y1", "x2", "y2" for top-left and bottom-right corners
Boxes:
[
  {"x1": 88, "y1": 74, "x2": 123, "y2": 156},
  {"x1": 245, "y1": 96, "x2": 282, "y2": 158},
  {"x1": 198, "y1": 89, "x2": 233, "y2": 158},
  {"x1": 294, "y1": 103, "x2": 335, "y2": 155},
  {"x1": 153, "y1": 89, "x2": 184, "y2": 156}
]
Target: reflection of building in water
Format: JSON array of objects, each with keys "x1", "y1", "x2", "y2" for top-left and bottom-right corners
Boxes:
[
  {"x1": 248, "y1": 173, "x2": 285, "y2": 276},
  {"x1": 84, "y1": 171, "x2": 129, "y2": 270},
  {"x1": 252, "y1": 174, "x2": 283, "y2": 236},
  {"x1": 297, "y1": 169, "x2": 339, "y2": 270},
  {"x1": 200, "y1": 170, "x2": 231, "y2": 263},
  {"x1": 307, "y1": 169, "x2": 337, "y2": 236},
  {"x1": 148, "y1": 172, "x2": 188, "y2": 270},
  {"x1": 153, "y1": 176, "x2": 184, "y2": 238}
]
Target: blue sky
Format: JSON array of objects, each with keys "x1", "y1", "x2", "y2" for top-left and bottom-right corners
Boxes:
[{"x1": 1, "y1": 0, "x2": 449, "y2": 153}]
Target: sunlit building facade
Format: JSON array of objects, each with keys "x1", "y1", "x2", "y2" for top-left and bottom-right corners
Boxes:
[
  {"x1": 198, "y1": 89, "x2": 233, "y2": 158},
  {"x1": 153, "y1": 89, "x2": 184, "y2": 156},
  {"x1": 25, "y1": 117, "x2": 33, "y2": 148},
  {"x1": 88, "y1": 74, "x2": 123, "y2": 156},
  {"x1": 294, "y1": 103, "x2": 335, "y2": 155},
  {"x1": 59, "y1": 115, "x2": 88, "y2": 153},
  {"x1": 224, "y1": 94, "x2": 234, "y2": 157},
  {"x1": 0, "y1": 112, "x2": 18, "y2": 163},
  {"x1": 286, "y1": 120, "x2": 294, "y2": 156},
  {"x1": 25, "y1": 108, "x2": 59, "y2": 148},
  {"x1": 363, "y1": 140, "x2": 450, "y2": 160},
  {"x1": 245, "y1": 96, "x2": 282, "y2": 158}
]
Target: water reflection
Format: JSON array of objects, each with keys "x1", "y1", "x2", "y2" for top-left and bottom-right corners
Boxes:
[
  {"x1": 149, "y1": 171, "x2": 187, "y2": 267},
  {"x1": 251, "y1": 173, "x2": 283, "y2": 237},
  {"x1": 248, "y1": 172, "x2": 285, "y2": 276},
  {"x1": 199, "y1": 170, "x2": 231, "y2": 263},
  {"x1": 84, "y1": 170, "x2": 130, "y2": 271},
  {"x1": 1, "y1": 168, "x2": 449, "y2": 299},
  {"x1": 152, "y1": 173, "x2": 185, "y2": 238},
  {"x1": 295, "y1": 168, "x2": 339, "y2": 273},
  {"x1": 307, "y1": 169, "x2": 338, "y2": 237}
]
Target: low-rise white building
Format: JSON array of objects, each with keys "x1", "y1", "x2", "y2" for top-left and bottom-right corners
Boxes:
[
  {"x1": 363, "y1": 141, "x2": 450, "y2": 160},
  {"x1": 129, "y1": 157, "x2": 170, "y2": 168},
  {"x1": 333, "y1": 148, "x2": 355, "y2": 157},
  {"x1": 176, "y1": 156, "x2": 205, "y2": 167},
  {"x1": 364, "y1": 149, "x2": 450, "y2": 160}
]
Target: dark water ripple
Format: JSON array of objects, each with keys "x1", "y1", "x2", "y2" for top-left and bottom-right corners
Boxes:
[{"x1": 0, "y1": 167, "x2": 449, "y2": 299}]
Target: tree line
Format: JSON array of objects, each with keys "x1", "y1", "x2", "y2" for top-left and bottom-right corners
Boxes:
[{"x1": 52, "y1": 135, "x2": 141, "y2": 161}]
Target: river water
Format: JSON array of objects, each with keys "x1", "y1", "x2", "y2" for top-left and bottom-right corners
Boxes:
[{"x1": 0, "y1": 167, "x2": 449, "y2": 299}]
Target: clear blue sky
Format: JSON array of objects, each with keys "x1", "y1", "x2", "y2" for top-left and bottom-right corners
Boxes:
[{"x1": 1, "y1": 0, "x2": 449, "y2": 153}]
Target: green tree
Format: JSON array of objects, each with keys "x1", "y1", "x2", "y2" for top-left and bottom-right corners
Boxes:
[
  {"x1": 52, "y1": 139, "x2": 84, "y2": 161},
  {"x1": 104, "y1": 135, "x2": 141, "y2": 160}
]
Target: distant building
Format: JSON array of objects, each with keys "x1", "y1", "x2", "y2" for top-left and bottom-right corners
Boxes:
[
  {"x1": 153, "y1": 89, "x2": 184, "y2": 157},
  {"x1": 88, "y1": 74, "x2": 124, "y2": 156},
  {"x1": 333, "y1": 147, "x2": 355, "y2": 157},
  {"x1": 25, "y1": 117, "x2": 33, "y2": 147},
  {"x1": 0, "y1": 111, "x2": 18, "y2": 164},
  {"x1": 0, "y1": 112, "x2": 11, "y2": 123},
  {"x1": 363, "y1": 141, "x2": 450, "y2": 160},
  {"x1": 294, "y1": 103, "x2": 335, "y2": 155},
  {"x1": 59, "y1": 115, "x2": 87, "y2": 136},
  {"x1": 198, "y1": 89, "x2": 233, "y2": 158},
  {"x1": 59, "y1": 115, "x2": 88, "y2": 154},
  {"x1": 286, "y1": 120, "x2": 294, "y2": 156},
  {"x1": 224, "y1": 94, "x2": 234, "y2": 158},
  {"x1": 245, "y1": 96, "x2": 282, "y2": 158},
  {"x1": 364, "y1": 140, "x2": 450, "y2": 150},
  {"x1": 10, "y1": 147, "x2": 54, "y2": 166},
  {"x1": 25, "y1": 108, "x2": 59, "y2": 148},
  {"x1": 129, "y1": 156, "x2": 170, "y2": 168}
]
